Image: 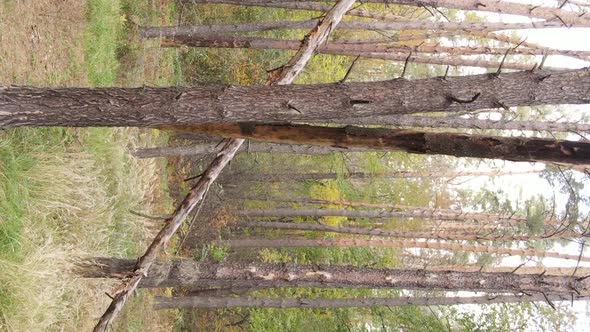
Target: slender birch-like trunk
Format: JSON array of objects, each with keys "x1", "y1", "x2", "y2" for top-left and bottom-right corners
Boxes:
[
  {"x1": 238, "y1": 207, "x2": 525, "y2": 223},
  {"x1": 131, "y1": 142, "x2": 370, "y2": 158},
  {"x1": 237, "y1": 221, "x2": 572, "y2": 241},
  {"x1": 221, "y1": 238, "x2": 590, "y2": 262},
  {"x1": 425, "y1": 265, "x2": 590, "y2": 276},
  {"x1": 233, "y1": 169, "x2": 543, "y2": 182},
  {"x1": 154, "y1": 293, "x2": 588, "y2": 309},
  {"x1": 239, "y1": 197, "x2": 527, "y2": 216},
  {"x1": 427, "y1": 223, "x2": 510, "y2": 232},
  {"x1": 179, "y1": 0, "x2": 590, "y2": 26},
  {"x1": 336, "y1": 32, "x2": 590, "y2": 61},
  {"x1": 141, "y1": 19, "x2": 565, "y2": 38},
  {"x1": 161, "y1": 35, "x2": 559, "y2": 70}
]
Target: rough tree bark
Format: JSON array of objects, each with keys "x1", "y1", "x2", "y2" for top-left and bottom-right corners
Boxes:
[
  {"x1": 220, "y1": 238, "x2": 590, "y2": 262},
  {"x1": 154, "y1": 293, "x2": 588, "y2": 309},
  {"x1": 170, "y1": 123, "x2": 590, "y2": 165},
  {"x1": 78, "y1": 257, "x2": 590, "y2": 294},
  {"x1": 161, "y1": 35, "x2": 558, "y2": 70},
  {"x1": 3, "y1": 69, "x2": 590, "y2": 128},
  {"x1": 92, "y1": 1, "x2": 356, "y2": 330}
]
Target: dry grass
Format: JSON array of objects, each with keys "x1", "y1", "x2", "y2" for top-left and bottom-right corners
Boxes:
[
  {"x1": 0, "y1": 129, "x2": 173, "y2": 331},
  {"x1": 0, "y1": 0, "x2": 87, "y2": 86},
  {"x1": 0, "y1": 0, "x2": 180, "y2": 330}
]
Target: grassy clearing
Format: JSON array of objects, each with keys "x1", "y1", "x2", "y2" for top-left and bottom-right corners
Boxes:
[{"x1": 0, "y1": 0, "x2": 178, "y2": 330}]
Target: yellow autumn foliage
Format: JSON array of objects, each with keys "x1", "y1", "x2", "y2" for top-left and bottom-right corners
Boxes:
[{"x1": 308, "y1": 181, "x2": 347, "y2": 226}]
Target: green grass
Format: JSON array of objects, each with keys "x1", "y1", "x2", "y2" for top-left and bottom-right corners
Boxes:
[
  {"x1": 0, "y1": 129, "x2": 71, "y2": 314},
  {"x1": 85, "y1": 0, "x2": 124, "y2": 86},
  {"x1": 0, "y1": 129, "x2": 73, "y2": 259}
]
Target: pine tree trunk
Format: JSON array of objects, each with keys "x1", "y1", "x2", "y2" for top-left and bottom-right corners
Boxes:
[
  {"x1": 176, "y1": 1, "x2": 590, "y2": 61},
  {"x1": 337, "y1": 31, "x2": 590, "y2": 61},
  {"x1": 170, "y1": 123, "x2": 590, "y2": 165},
  {"x1": 238, "y1": 208, "x2": 524, "y2": 223},
  {"x1": 426, "y1": 265, "x2": 590, "y2": 276},
  {"x1": 131, "y1": 142, "x2": 370, "y2": 158},
  {"x1": 240, "y1": 197, "x2": 528, "y2": 217},
  {"x1": 428, "y1": 223, "x2": 509, "y2": 232},
  {"x1": 161, "y1": 35, "x2": 559, "y2": 70},
  {"x1": 78, "y1": 257, "x2": 590, "y2": 294},
  {"x1": 462, "y1": 31, "x2": 590, "y2": 61},
  {"x1": 234, "y1": 169, "x2": 543, "y2": 182},
  {"x1": 3, "y1": 69, "x2": 589, "y2": 128},
  {"x1": 172, "y1": 0, "x2": 411, "y2": 23},
  {"x1": 221, "y1": 238, "x2": 590, "y2": 262},
  {"x1": 237, "y1": 221, "x2": 568, "y2": 241},
  {"x1": 142, "y1": 19, "x2": 565, "y2": 38},
  {"x1": 154, "y1": 293, "x2": 587, "y2": 309},
  {"x1": 179, "y1": 0, "x2": 590, "y2": 27}
]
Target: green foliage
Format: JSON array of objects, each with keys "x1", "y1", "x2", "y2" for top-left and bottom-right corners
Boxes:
[
  {"x1": 249, "y1": 308, "x2": 346, "y2": 332},
  {"x1": 368, "y1": 306, "x2": 450, "y2": 332},
  {"x1": 524, "y1": 195, "x2": 550, "y2": 234},
  {"x1": 444, "y1": 302, "x2": 575, "y2": 332},
  {"x1": 211, "y1": 243, "x2": 231, "y2": 262},
  {"x1": 195, "y1": 243, "x2": 231, "y2": 262},
  {"x1": 466, "y1": 187, "x2": 515, "y2": 214}
]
